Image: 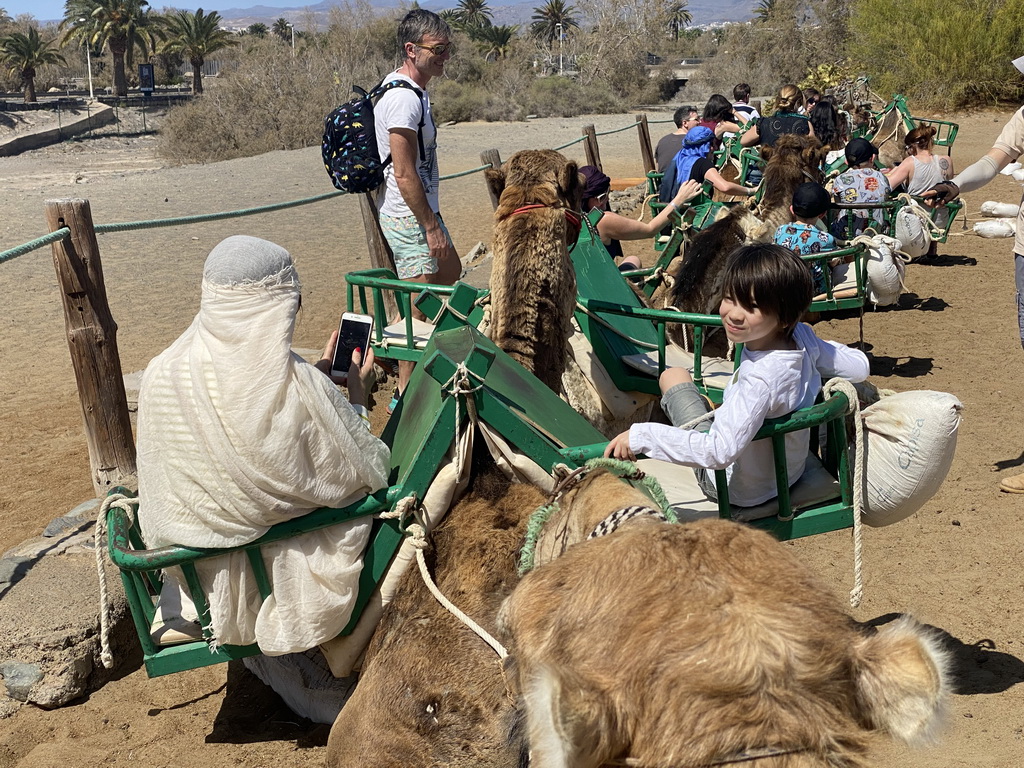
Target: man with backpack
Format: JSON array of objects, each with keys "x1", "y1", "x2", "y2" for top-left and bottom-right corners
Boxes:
[{"x1": 374, "y1": 9, "x2": 461, "y2": 408}]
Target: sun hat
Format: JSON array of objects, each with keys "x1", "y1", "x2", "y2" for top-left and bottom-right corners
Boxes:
[
  {"x1": 791, "y1": 182, "x2": 831, "y2": 219},
  {"x1": 579, "y1": 166, "x2": 611, "y2": 199},
  {"x1": 845, "y1": 137, "x2": 878, "y2": 166}
]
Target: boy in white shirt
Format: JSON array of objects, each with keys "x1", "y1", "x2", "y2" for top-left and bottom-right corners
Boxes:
[{"x1": 605, "y1": 244, "x2": 869, "y2": 506}]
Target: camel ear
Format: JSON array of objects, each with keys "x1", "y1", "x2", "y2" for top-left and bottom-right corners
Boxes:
[
  {"x1": 761, "y1": 144, "x2": 774, "y2": 165},
  {"x1": 485, "y1": 168, "x2": 506, "y2": 202},
  {"x1": 560, "y1": 161, "x2": 582, "y2": 210},
  {"x1": 852, "y1": 616, "x2": 950, "y2": 746}
]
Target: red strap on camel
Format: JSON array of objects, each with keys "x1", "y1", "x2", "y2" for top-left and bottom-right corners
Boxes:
[{"x1": 509, "y1": 204, "x2": 583, "y2": 245}]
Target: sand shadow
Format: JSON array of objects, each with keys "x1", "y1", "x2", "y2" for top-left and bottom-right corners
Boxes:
[
  {"x1": 912, "y1": 253, "x2": 978, "y2": 268},
  {"x1": 867, "y1": 354, "x2": 934, "y2": 378},
  {"x1": 866, "y1": 614, "x2": 1024, "y2": 695},
  {"x1": 206, "y1": 659, "x2": 331, "y2": 747},
  {"x1": 994, "y1": 449, "x2": 1024, "y2": 471},
  {"x1": 872, "y1": 292, "x2": 950, "y2": 313}
]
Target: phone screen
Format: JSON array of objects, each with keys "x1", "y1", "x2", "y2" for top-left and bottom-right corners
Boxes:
[{"x1": 331, "y1": 317, "x2": 372, "y2": 376}]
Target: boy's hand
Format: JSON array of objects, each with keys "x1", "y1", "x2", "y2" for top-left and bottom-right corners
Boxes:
[{"x1": 604, "y1": 430, "x2": 636, "y2": 461}]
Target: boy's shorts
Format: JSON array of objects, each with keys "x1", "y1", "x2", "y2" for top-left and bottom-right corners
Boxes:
[
  {"x1": 661, "y1": 381, "x2": 719, "y2": 501},
  {"x1": 379, "y1": 213, "x2": 452, "y2": 279}
]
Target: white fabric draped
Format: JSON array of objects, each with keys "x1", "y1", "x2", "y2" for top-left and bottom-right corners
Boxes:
[{"x1": 137, "y1": 236, "x2": 391, "y2": 654}]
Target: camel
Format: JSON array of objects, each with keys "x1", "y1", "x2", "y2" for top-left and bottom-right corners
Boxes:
[
  {"x1": 483, "y1": 149, "x2": 583, "y2": 392},
  {"x1": 498, "y1": 516, "x2": 950, "y2": 768},
  {"x1": 325, "y1": 469, "x2": 655, "y2": 767},
  {"x1": 668, "y1": 133, "x2": 828, "y2": 317}
]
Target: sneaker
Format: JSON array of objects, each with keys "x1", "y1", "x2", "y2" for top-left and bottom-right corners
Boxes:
[
  {"x1": 999, "y1": 471, "x2": 1024, "y2": 493},
  {"x1": 386, "y1": 388, "x2": 400, "y2": 416}
]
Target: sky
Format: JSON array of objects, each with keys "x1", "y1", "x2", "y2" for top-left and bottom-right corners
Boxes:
[{"x1": 4, "y1": 0, "x2": 318, "y2": 25}]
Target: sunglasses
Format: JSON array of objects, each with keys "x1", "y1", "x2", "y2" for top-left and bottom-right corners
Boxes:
[{"x1": 414, "y1": 42, "x2": 455, "y2": 56}]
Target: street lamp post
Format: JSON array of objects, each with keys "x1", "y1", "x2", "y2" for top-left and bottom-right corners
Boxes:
[
  {"x1": 287, "y1": 22, "x2": 295, "y2": 53},
  {"x1": 77, "y1": 17, "x2": 94, "y2": 100},
  {"x1": 555, "y1": 22, "x2": 563, "y2": 76}
]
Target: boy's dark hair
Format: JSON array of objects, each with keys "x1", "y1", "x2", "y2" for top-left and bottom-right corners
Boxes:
[
  {"x1": 722, "y1": 243, "x2": 812, "y2": 337},
  {"x1": 733, "y1": 83, "x2": 751, "y2": 102}
]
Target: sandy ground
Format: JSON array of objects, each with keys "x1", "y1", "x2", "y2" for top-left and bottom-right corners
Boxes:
[{"x1": 1, "y1": 106, "x2": 1024, "y2": 766}]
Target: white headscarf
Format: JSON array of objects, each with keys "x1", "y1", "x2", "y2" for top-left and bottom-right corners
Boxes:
[{"x1": 137, "y1": 236, "x2": 390, "y2": 653}]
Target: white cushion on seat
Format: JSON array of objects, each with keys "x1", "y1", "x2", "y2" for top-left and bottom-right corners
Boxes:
[
  {"x1": 620, "y1": 344, "x2": 736, "y2": 390},
  {"x1": 382, "y1": 317, "x2": 436, "y2": 349},
  {"x1": 637, "y1": 452, "x2": 841, "y2": 523}
]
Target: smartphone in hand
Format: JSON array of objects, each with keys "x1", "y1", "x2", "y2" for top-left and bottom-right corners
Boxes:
[{"x1": 330, "y1": 312, "x2": 373, "y2": 381}]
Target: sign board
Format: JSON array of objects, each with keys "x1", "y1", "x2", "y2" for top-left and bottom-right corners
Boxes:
[{"x1": 139, "y1": 63, "x2": 155, "y2": 93}]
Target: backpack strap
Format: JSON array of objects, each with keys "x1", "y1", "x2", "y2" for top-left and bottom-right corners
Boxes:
[{"x1": 371, "y1": 78, "x2": 427, "y2": 170}]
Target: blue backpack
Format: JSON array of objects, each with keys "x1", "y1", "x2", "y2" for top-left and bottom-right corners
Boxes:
[
  {"x1": 658, "y1": 126, "x2": 714, "y2": 203},
  {"x1": 322, "y1": 79, "x2": 425, "y2": 194}
]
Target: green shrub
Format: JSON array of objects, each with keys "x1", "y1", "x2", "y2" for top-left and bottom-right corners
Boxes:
[{"x1": 525, "y1": 76, "x2": 627, "y2": 118}]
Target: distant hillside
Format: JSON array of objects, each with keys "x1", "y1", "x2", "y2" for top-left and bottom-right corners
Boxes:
[{"x1": 217, "y1": 0, "x2": 756, "y2": 30}]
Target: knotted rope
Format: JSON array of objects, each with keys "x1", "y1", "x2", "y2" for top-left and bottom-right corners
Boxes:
[
  {"x1": 822, "y1": 377, "x2": 867, "y2": 608},
  {"x1": 894, "y1": 193, "x2": 946, "y2": 241},
  {"x1": 442, "y1": 362, "x2": 483, "y2": 472},
  {"x1": 95, "y1": 492, "x2": 137, "y2": 670},
  {"x1": 519, "y1": 458, "x2": 674, "y2": 575}
]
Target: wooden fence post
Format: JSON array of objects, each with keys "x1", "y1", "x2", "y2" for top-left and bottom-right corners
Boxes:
[
  {"x1": 358, "y1": 191, "x2": 400, "y2": 322},
  {"x1": 480, "y1": 149, "x2": 502, "y2": 210},
  {"x1": 636, "y1": 114, "x2": 655, "y2": 173},
  {"x1": 45, "y1": 198, "x2": 137, "y2": 496},
  {"x1": 582, "y1": 124, "x2": 602, "y2": 171}
]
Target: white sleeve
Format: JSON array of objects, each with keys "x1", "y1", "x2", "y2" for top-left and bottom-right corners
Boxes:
[
  {"x1": 628, "y1": 373, "x2": 772, "y2": 470},
  {"x1": 375, "y1": 88, "x2": 423, "y2": 134},
  {"x1": 951, "y1": 154, "x2": 1001, "y2": 194},
  {"x1": 798, "y1": 325, "x2": 870, "y2": 382}
]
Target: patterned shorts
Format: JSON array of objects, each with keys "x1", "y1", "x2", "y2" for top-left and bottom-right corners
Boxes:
[{"x1": 379, "y1": 213, "x2": 452, "y2": 279}]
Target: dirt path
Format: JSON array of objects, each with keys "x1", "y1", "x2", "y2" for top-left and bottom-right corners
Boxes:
[{"x1": 1, "y1": 108, "x2": 1023, "y2": 767}]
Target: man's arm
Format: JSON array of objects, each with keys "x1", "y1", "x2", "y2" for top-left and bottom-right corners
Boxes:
[
  {"x1": 924, "y1": 148, "x2": 1015, "y2": 204},
  {"x1": 389, "y1": 127, "x2": 447, "y2": 260}
]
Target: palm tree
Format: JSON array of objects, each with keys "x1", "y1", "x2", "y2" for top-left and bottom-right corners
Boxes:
[
  {"x1": 474, "y1": 23, "x2": 516, "y2": 60},
  {"x1": 456, "y1": 0, "x2": 492, "y2": 30},
  {"x1": 271, "y1": 17, "x2": 291, "y2": 43},
  {"x1": 667, "y1": 1, "x2": 691, "y2": 41},
  {"x1": 755, "y1": 0, "x2": 776, "y2": 23},
  {"x1": 246, "y1": 22, "x2": 268, "y2": 38},
  {"x1": 61, "y1": 0, "x2": 160, "y2": 97},
  {"x1": 159, "y1": 8, "x2": 237, "y2": 95},
  {"x1": 530, "y1": 0, "x2": 577, "y2": 45},
  {"x1": 0, "y1": 27, "x2": 66, "y2": 103}
]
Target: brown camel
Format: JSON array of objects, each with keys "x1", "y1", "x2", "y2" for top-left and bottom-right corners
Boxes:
[
  {"x1": 498, "y1": 516, "x2": 950, "y2": 768},
  {"x1": 484, "y1": 149, "x2": 583, "y2": 392},
  {"x1": 325, "y1": 469, "x2": 654, "y2": 767},
  {"x1": 669, "y1": 133, "x2": 828, "y2": 317}
]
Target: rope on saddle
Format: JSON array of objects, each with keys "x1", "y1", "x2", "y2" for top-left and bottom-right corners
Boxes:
[
  {"x1": 95, "y1": 492, "x2": 137, "y2": 669},
  {"x1": 822, "y1": 377, "x2": 867, "y2": 608},
  {"x1": 442, "y1": 362, "x2": 483, "y2": 472},
  {"x1": 894, "y1": 192, "x2": 946, "y2": 241},
  {"x1": 518, "y1": 458, "x2": 675, "y2": 575}
]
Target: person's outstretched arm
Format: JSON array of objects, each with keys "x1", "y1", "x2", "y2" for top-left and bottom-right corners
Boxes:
[
  {"x1": 704, "y1": 167, "x2": 757, "y2": 198},
  {"x1": 740, "y1": 124, "x2": 760, "y2": 147},
  {"x1": 597, "y1": 179, "x2": 703, "y2": 241}
]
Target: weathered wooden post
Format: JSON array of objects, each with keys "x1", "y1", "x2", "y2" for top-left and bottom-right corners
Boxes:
[
  {"x1": 636, "y1": 114, "x2": 655, "y2": 173},
  {"x1": 582, "y1": 124, "x2": 602, "y2": 171},
  {"x1": 480, "y1": 149, "x2": 502, "y2": 210},
  {"x1": 45, "y1": 198, "x2": 137, "y2": 496},
  {"x1": 358, "y1": 190, "x2": 400, "y2": 321}
]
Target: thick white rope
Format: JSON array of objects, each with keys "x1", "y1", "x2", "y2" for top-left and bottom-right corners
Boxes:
[
  {"x1": 95, "y1": 493, "x2": 136, "y2": 669},
  {"x1": 822, "y1": 377, "x2": 867, "y2": 608},
  {"x1": 408, "y1": 522, "x2": 509, "y2": 659},
  {"x1": 442, "y1": 362, "x2": 482, "y2": 472}
]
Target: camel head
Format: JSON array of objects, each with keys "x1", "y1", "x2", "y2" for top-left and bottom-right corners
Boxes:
[{"x1": 486, "y1": 149, "x2": 582, "y2": 220}]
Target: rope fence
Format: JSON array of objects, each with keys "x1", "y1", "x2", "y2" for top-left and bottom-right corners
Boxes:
[{"x1": 1, "y1": 112, "x2": 661, "y2": 267}]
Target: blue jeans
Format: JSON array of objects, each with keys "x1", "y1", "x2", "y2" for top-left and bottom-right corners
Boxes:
[{"x1": 1016, "y1": 253, "x2": 1024, "y2": 349}]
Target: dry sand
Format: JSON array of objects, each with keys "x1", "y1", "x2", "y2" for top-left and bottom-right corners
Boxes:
[{"x1": 1, "y1": 108, "x2": 1023, "y2": 766}]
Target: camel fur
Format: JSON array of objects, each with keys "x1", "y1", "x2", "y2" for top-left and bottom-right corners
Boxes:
[
  {"x1": 484, "y1": 149, "x2": 582, "y2": 392},
  {"x1": 668, "y1": 134, "x2": 828, "y2": 317},
  {"x1": 325, "y1": 467, "x2": 651, "y2": 767},
  {"x1": 498, "y1": 517, "x2": 950, "y2": 768}
]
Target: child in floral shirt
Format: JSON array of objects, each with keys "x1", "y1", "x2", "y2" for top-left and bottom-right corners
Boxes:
[
  {"x1": 773, "y1": 182, "x2": 836, "y2": 294},
  {"x1": 831, "y1": 137, "x2": 890, "y2": 237}
]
